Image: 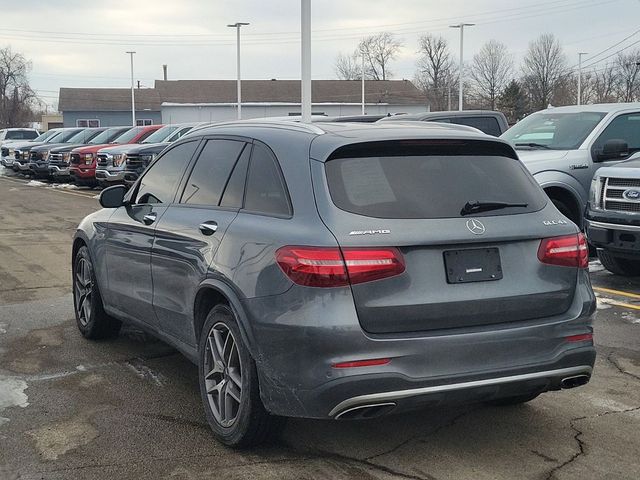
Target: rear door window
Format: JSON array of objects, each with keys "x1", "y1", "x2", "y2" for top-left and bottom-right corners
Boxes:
[
  {"x1": 180, "y1": 139, "x2": 246, "y2": 206},
  {"x1": 325, "y1": 141, "x2": 546, "y2": 219},
  {"x1": 593, "y1": 113, "x2": 640, "y2": 154}
]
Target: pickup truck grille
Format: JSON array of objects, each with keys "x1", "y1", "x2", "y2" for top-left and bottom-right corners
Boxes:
[
  {"x1": 125, "y1": 155, "x2": 144, "y2": 171},
  {"x1": 601, "y1": 177, "x2": 640, "y2": 213},
  {"x1": 96, "y1": 154, "x2": 110, "y2": 168}
]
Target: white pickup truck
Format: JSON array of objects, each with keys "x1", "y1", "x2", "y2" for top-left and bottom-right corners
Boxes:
[{"x1": 501, "y1": 103, "x2": 640, "y2": 227}]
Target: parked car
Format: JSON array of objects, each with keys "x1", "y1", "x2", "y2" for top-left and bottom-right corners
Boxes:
[
  {"x1": 501, "y1": 103, "x2": 640, "y2": 228},
  {"x1": 96, "y1": 123, "x2": 199, "y2": 188},
  {"x1": 69, "y1": 125, "x2": 162, "y2": 187},
  {"x1": 378, "y1": 110, "x2": 509, "y2": 136},
  {"x1": 13, "y1": 128, "x2": 85, "y2": 174},
  {"x1": 585, "y1": 156, "x2": 640, "y2": 275},
  {"x1": 0, "y1": 127, "x2": 40, "y2": 144},
  {"x1": 28, "y1": 128, "x2": 107, "y2": 179},
  {"x1": 48, "y1": 127, "x2": 131, "y2": 183},
  {"x1": 1, "y1": 129, "x2": 60, "y2": 168},
  {"x1": 72, "y1": 120, "x2": 595, "y2": 448}
]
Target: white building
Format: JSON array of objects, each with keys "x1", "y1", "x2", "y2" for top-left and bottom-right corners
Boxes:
[{"x1": 156, "y1": 79, "x2": 427, "y2": 123}]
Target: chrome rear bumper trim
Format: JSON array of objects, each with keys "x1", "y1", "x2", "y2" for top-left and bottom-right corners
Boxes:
[{"x1": 328, "y1": 365, "x2": 592, "y2": 417}]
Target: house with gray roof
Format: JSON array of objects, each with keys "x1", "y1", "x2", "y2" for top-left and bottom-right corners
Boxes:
[{"x1": 59, "y1": 79, "x2": 427, "y2": 126}]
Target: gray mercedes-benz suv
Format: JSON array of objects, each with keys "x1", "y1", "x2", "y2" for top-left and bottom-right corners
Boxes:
[{"x1": 72, "y1": 120, "x2": 596, "y2": 447}]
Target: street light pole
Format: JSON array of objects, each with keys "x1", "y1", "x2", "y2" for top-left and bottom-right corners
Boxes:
[
  {"x1": 126, "y1": 51, "x2": 136, "y2": 126},
  {"x1": 449, "y1": 23, "x2": 474, "y2": 111},
  {"x1": 577, "y1": 52, "x2": 588, "y2": 106},
  {"x1": 361, "y1": 50, "x2": 365, "y2": 115},
  {"x1": 301, "y1": 0, "x2": 312, "y2": 123},
  {"x1": 227, "y1": 22, "x2": 249, "y2": 120}
]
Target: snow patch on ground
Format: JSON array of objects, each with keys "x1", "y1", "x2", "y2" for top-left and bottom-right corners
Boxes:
[
  {"x1": 622, "y1": 311, "x2": 640, "y2": 324},
  {"x1": 595, "y1": 293, "x2": 613, "y2": 310},
  {"x1": 48, "y1": 183, "x2": 79, "y2": 190},
  {"x1": 0, "y1": 377, "x2": 29, "y2": 427},
  {"x1": 26, "y1": 180, "x2": 47, "y2": 187},
  {"x1": 0, "y1": 323, "x2": 7, "y2": 334},
  {"x1": 589, "y1": 260, "x2": 605, "y2": 273}
]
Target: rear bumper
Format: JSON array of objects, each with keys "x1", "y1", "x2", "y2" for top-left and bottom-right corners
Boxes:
[
  {"x1": 585, "y1": 219, "x2": 640, "y2": 259},
  {"x1": 242, "y1": 272, "x2": 596, "y2": 419}
]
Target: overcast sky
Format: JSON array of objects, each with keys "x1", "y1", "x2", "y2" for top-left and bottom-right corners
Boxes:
[{"x1": 3, "y1": 0, "x2": 640, "y2": 108}]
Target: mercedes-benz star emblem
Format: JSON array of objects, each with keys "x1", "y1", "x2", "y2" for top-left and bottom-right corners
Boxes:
[{"x1": 466, "y1": 219, "x2": 486, "y2": 235}]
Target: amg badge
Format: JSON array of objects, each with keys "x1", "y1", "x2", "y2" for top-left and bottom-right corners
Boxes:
[{"x1": 349, "y1": 229, "x2": 391, "y2": 236}]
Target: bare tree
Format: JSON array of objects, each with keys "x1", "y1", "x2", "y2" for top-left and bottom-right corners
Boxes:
[
  {"x1": 415, "y1": 34, "x2": 457, "y2": 110},
  {"x1": 0, "y1": 46, "x2": 36, "y2": 127},
  {"x1": 591, "y1": 64, "x2": 618, "y2": 103},
  {"x1": 335, "y1": 52, "x2": 361, "y2": 80},
  {"x1": 521, "y1": 34, "x2": 567, "y2": 110},
  {"x1": 469, "y1": 40, "x2": 513, "y2": 110},
  {"x1": 357, "y1": 32, "x2": 403, "y2": 80},
  {"x1": 615, "y1": 50, "x2": 640, "y2": 102}
]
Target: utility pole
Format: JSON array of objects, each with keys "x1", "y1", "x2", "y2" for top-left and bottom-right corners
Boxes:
[
  {"x1": 577, "y1": 52, "x2": 588, "y2": 106},
  {"x1": 449, "y1": 23, "x2": 474, "y2": 111},
  {"x1": 126, "y1": 51, "x2": 136, "y2": 126},
  {"x1": 301, "y1": 0, "x2": 312, "y2": 123},
  {"x1": 227, "y1": 22, "x2": 250, "y2": 120},
  {"x1": 361, "y1": 50, "x2": 365, "y2": 115},
  {"x1": 448, "y1": 84, "x2": 452, "y2": 111}
]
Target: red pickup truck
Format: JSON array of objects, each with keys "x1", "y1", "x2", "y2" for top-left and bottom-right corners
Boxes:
[{"x1": 69, "y1": 125, "x2": 162, "y2": 187}]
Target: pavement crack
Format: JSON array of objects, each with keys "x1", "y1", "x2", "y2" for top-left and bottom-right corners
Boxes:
[
  {"x1": 607, "y1": 352, "x2": 640, "y2": 382},
  {"x1": 544, "y1": 420, "x2": 585, "y2": 480}
]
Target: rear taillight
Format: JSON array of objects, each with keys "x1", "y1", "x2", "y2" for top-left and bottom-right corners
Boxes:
[
  {"x1": 538, "y1": 233, "x2": 588, "y2": 268},
  {"x1": 275, "y1": 246, "x2": 405, "y2": 288}
]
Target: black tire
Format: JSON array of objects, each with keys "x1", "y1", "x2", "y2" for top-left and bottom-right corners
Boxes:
[
  {"x1": 551, "y1": 198, "x2": 577, "y2": 225},
  {"x1": 73, "y1": 245, "x2": 121, "y2": 339},
  {"x1": 597, "y1": 249, "x2": 640, "y2": 276},
  {"x1": 198, "y1": 304, "x2": 276, "y2": 448},
  {"x1": 486, "y1": 392, "x2": 540, "y2": 406}
]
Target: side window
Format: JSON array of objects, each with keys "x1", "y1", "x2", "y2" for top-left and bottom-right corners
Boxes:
[
  {"x1": 220, "y1": 144, "x2": 251, "y2": 208},
  {"x1": 243, "y1": 143, "x2": 291, "y2": 216},
  {"x1": 452, "y1": 116, "x2": 501, "y2": 136},
  {"x1": 135, "y1": 141, "x2": 199, "y2": 205},
  {"x1": 181, "y1": 140, "x2": 246, "y2": 206},
  {"x1": 594, "y1": 113, "x2": 640, "y2": 153},
  {"x1": 135, "y1": 129, "x2": 156, "y2": 143}
]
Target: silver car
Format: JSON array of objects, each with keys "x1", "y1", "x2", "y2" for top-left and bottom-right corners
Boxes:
[{"x1": 73, "y1": 120, "x2": 596, "y2": 447}]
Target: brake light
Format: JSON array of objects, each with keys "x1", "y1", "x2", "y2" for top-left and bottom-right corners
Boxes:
[
  {"x1": 565, "y1": 333, "x2": 593, "y2": 343},
  {"x1": 332, "y1": 358, "x2": 391, "y2": 369},
  {"x1": 275, "y1": 246, "x2": 405, "y2": 287},
  {"x1": 538, "y1": 233, "x2": 588, "y2": 268}
]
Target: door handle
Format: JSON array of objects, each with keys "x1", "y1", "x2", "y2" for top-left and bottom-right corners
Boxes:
[
  {"x1": 199, "y1": 221, "x2": 218, "y2": 236},
  {"x1": 143, "y1": 212, "x2": 157, "y2": 225}
]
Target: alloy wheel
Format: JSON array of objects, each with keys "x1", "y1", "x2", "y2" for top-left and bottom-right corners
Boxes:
[
  {"x1": 74, "y1": 257, "x2": 93, "y2": 326},
  {"x1": 204, "y1": 322, "x2": 243, "y2": 427}
]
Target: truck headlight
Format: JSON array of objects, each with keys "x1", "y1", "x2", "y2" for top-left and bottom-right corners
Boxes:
[
  {"x1": 113, "y1": 153, "x2": 127, "y2": 167},
  {"x1": 62, "y1": 152, "x2": 70, "y2": 162},
  {"x1": 42, "y1": 150, "x2": 50, "y2": 161},
  {"x1": 589, "y1": 175, "x2": 603, "y2": 209},
  {"x1": 84, "y1": 153, "x2": 94, "y2": 164}
]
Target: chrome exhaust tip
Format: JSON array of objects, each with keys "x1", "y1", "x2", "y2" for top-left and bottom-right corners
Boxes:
[
  {"x1": 334, "y1": 402, "x2": 396, "y2": 420},
  {"x1": 560, "y1": 374, "x2": 590, "y2": 389}
]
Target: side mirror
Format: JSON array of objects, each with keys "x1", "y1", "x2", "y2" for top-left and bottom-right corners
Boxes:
[
  {"x1": 99, "y1": 185, "x2": 127, "y2": 208},
  {"x1": 594, "y1": 139, "x2": 629, "y2": 162}
]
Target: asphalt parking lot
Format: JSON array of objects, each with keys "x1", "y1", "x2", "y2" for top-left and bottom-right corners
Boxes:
[{"x1": 1, "y1": 172, "x2": 639, "y2": 480}]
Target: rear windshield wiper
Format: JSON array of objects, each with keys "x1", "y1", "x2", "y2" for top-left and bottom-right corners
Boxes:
[
  {"x1": 461, "y1": 200, "x2": 529, "y2": 216},
  {"x1": 514, "y1": 142, "x2": 551, "y2": 149}
]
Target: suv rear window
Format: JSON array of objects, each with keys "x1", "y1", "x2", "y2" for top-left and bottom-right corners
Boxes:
[
  {"x1": 6, "y1": 130, "x2": 38, "y2": 140},
  {"x1": 325, "y1": 141, "x2": 546, "y2": 219},
  {"x1": 451, "y1": 116, "x2": 502, "y2": 136}
]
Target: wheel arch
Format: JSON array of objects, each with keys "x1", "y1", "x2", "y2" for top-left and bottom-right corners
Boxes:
[
  {"x1": 193, "y1": 279, "x2": 257, "y2": 358},
  {"x1": 534, "y1": 173, "x2": 586, "y2": 227}
]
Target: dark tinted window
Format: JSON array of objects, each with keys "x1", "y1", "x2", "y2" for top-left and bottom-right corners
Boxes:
[
  {"x1": 220, "y1": 144, "x2": 251, "y2": 208},
  {"x1": 244, "y1": 143, "x2": 291, "y2": 216},
  {"x1": 181, "y1": 140, "x2": 246, "y2": 206},
  {"x1": 6, "y1": 130, "x2": 38, "y2": 140},
  {"x1": 135, "y1": 141, "x2": 198, "y2": 204},
  {"x1": 325, "y1": 143, "x2": 546, "y2": 219},
  {"x1": 594, "y1": 113, "x2": 640, "y2": 152},
  {"x1": 451, "y1": 116, "x2": 501, "y2": 136}
]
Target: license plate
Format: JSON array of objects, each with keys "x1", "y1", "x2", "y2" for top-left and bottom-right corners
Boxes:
[{"x1": 444, "y1": 248, "x2": 503, "y2": 284}]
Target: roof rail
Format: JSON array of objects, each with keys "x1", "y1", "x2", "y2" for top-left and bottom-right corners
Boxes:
[{"x1": 204, "y1": 119, "x2": 326, "y2": 135}]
